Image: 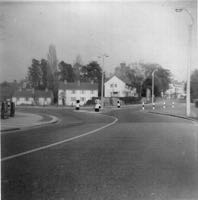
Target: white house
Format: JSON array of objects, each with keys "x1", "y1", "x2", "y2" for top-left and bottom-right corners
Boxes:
[
  {"x1": 12, "y1": 89, "x2": 53, "y2": 105},
  {"x1": 104, "y1": 75, "x2": 136, "y2": 97},
  {"x1": 58, "y1": 81, "x2": 98, "y2": 106},
  {"x1": 35, "y1": 90, "x2": 53, "y2": 105},
  {"x1": 12, "y1": 90, "x2": 34, "y2": 105}
]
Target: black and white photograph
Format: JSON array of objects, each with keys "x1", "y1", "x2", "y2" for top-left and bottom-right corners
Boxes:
[{"x1": 0, "y1": 0, "x2": 198, "y2": 199}]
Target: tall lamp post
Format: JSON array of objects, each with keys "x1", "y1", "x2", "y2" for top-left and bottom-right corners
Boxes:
[
  {"x1": 175, "y1": 8, "x2": 194, "y2": 117},
  {"x1": 98, "y1": 54, "x2": 109, "y2": 109},
  {"x1": 152, "y1": 69, "x2": 158, "y2": 104}
]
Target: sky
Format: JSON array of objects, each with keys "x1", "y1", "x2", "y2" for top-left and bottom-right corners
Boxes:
[{"x1": 0, "y1": 0, "x2": 197, "y2": 83}]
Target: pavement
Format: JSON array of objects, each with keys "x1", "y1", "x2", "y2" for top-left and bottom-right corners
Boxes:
[
  {"x1": 0, "y1": 111, "x2": 59, "y2": 132},
  {"x1": 143, "y1": 101, "x2": 198, "y2": 122}
]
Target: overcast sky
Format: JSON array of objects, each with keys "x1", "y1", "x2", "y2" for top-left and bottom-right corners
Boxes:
[{"x1": 0, "y1": 0, "x2": 197, "y2": 82}]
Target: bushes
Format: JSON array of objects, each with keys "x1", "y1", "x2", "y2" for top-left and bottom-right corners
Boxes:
[
  {"x1": 194, "y1": 99, "x2": 198, "y2": 108},
  {"x1": 119, "y1": 96, "x2": 141, "y2": 105},
  {"x1": 84, "y1": 97, "x2": 98, "y2": 106}
]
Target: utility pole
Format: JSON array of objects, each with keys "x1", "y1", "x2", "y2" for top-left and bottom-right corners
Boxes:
[
  {"x1": 152, "y1": 69, "x2": 158, "y2": 104},
  {"x1": 98, "y1": 54, "x2": 109, "y2": 109},
  {"x1": 175, "y1": 8, "x2": 194, "y2": 117}
]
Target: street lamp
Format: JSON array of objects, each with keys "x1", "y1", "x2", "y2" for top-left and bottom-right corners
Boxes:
[
  {"x1": 98, "y1": 54, "x2": 109, "y2": 109},
  {"x1": 152, "y1": 69, "x2": 158, "y2": 104},
  {"x1": 175, "y1": 8, "x2": 194, "y2": 117}
]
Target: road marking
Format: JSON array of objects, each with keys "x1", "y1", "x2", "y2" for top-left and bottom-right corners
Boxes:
[{"x1": 1, "y1": 115, "x2": 118, "y2": 162}]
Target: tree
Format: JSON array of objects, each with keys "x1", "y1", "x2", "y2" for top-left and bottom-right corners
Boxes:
[
  {"x1": 114, "y1": 62, "x2": 171, "y2": 97},
  {"x1": 40, "y1": 59, "x2": 49, "y2": 89},
  {"x1": 47, "y1": 44, "x2": 58, "y2": 74},
  {"x1": 140, "y1": 63, "x2": 171, "y2": 97},
  {"x1": 47, "y1": 45, "x2": 59, "y2": 103},
  {"x1": 73, "y1": 55, "x2": 83, "y2": 81},
  {"x1": 58, "y1": 61, "x2": 74, "y2": 82},
  {"x1": 28, "y1": 59, "x2": 42, "y2": 89},
  {"x1": 191, "y1": 69, "x2": 198, "y2": 100}
]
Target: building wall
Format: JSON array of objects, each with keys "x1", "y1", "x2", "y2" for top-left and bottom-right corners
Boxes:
[
  {"x1": 58, "y1": 89, "x2": 98, "y2": 106},
  {"x1": 12, "y1": 97, "x2": 34, "y2": 105},
  {"x1": 37, "y1": 97, "x2": 52, "y2": 105},
  {"x1": 104, "y1": 76, "x2": 136, "y2": 97}
]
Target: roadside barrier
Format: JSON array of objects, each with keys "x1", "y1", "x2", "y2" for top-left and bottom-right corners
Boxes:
[
  {"x1": 163, "y1": 102, "x2": 166, "y2": 109},
  {"x1": 142, "y1": 102, "x2": 145, "y2": 110},
  {"x1": 152, "y1": 102, "x2": 155, "y2": 110}
]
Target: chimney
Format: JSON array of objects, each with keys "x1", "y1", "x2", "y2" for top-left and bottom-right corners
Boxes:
[
  {"x1": 64, "y1": 80, "x2": 67, "y2": 84},
  {"x1": 77, "y1": 80, "x2": 80, "y2": 86}
]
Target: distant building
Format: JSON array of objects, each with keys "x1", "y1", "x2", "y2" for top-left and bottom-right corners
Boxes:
[
  {"x1": 12, "y1": 90, "x2": 34, "y2": 105},
  {"x1": 166, "y1": 81, "x2": 185, "y2": 98},
  {"x1": 35, "y1": 89, "x2": 54, "y2": 105},
  {"x1": 104, "y1": 75, "x2": 136, "y2": 97},
  {"x1": 12, "y1": 89, "x2": 53, "y2": 105},
  {"x1": 58, "y1": 81, "x2": 98, "y2": 106}
]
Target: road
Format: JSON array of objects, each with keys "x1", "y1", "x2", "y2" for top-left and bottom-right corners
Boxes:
[{"x1": 1, "y1": 107, "x2": 198, "y2": 200}]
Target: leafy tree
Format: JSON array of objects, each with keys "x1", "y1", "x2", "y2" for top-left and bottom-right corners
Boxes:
[
  {"x1": 141, "y1": 63, "x2": 171, "y2": 97},
  {"x1": 73, "y1": 55, "x2": 83, "y2": 81},
  {"x1": 58, "y1": 61, "x2": 74, "y2": 82},
  {"x1": 47, "y1": 44, "x2": 58, "y2": 74},
  {"x1": 28, "y1": 59, "x2": 42, "y2": 89},
  {"x1": 40, "y1": 59, "x2": 49, "y2": 89},
  {"x1": 114, "y1": 62, "x2": 171, "y2": 97}
]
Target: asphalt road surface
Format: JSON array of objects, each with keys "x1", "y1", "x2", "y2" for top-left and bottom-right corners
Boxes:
[{"x1": 1, "y1": 107, "x2": 198, "y2": 200}]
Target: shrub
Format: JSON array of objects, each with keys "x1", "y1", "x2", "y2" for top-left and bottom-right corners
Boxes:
[
  {"x1": 194, "y1": 99, "x2": 198, "y2": 108},
  {"x1": 119, "y1": 96, "x2": 141, "y2": 104}
]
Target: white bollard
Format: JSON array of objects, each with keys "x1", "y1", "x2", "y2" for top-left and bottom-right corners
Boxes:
[
  {"x1": 152, "y1": 102, "x2": 155, "y2": 110},
  {"x1": 172, "y1": 101, "x2": 175, "y2": 108},
  {"x1": 142, "y1": 102, "x2": 145, "y2": 110},
  {"x1": 163, "y1": 101, "x2": 166, "y2": 109}
]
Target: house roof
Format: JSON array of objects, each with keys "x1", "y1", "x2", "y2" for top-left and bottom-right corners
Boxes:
[
  {"x1": 35, "y1": 90, "x2": 53, "y2": 98},
  {"x1": 59, "y1": 82, "x2": 98, "y2": 90},
  {"x1": 13, "y1": 90, "x2": 33, "y2": 98},
  {"x1": 105, "y1": 75, "x2": 126, "y2": 84},
  {"x1": 13, "y1": 90, "x2": 53, "y2": 98}
]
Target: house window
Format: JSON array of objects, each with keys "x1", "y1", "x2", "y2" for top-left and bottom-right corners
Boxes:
[
  {"x1": 72, "y1": 90, "x2": 75, "y2": 94},
  {"x1": 81, "y1": 90, "x2": 85, "y2": 94},
  {"x1": 110, "y1": 84, "x2": 113, "y2": 88},
  {"x1": 91, "y1": 90, "x2": 94, "y2": 94}
]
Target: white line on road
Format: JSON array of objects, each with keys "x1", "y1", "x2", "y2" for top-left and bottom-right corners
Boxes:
[{"x1": 1, "y1": 115, "x2": 118, "y2": 162}]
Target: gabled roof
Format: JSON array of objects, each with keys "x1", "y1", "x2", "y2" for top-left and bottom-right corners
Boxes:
[
  {"x1": 105, "y1": 75, "x2": 126, "y2": 84},
  {"x1": 59, "y1": 82, "x2": 98, "y2": 90}
]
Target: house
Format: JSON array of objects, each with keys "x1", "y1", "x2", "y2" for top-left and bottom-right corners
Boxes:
[
  {"x1": 12, "y1": 89, "x2": 53, "y2": 105},
  {"x1": 12, "y1": 90, "x2": 34, "y2": 105},
  {"x1": 35, "y1": 90, "x2": 53, "y2": 105},
  {"x1": 104, "y1": 75, "x2": 136, "y2": 97},
  {"x1": 58, "y1": 81, "x2": 98, "y2": 106}
]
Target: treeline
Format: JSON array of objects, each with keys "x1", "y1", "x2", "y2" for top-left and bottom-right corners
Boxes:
[
  {"x1": 113, "y1": 62, "x2": 172, "y2": 97},
  {"x1": 26, "y1": 45, "x2": 103, "y2": 102}
]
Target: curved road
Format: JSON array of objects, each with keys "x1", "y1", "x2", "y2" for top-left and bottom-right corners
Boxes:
[{"x1": 1, "y1": 107, "x2": 198, "y2": 200}]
